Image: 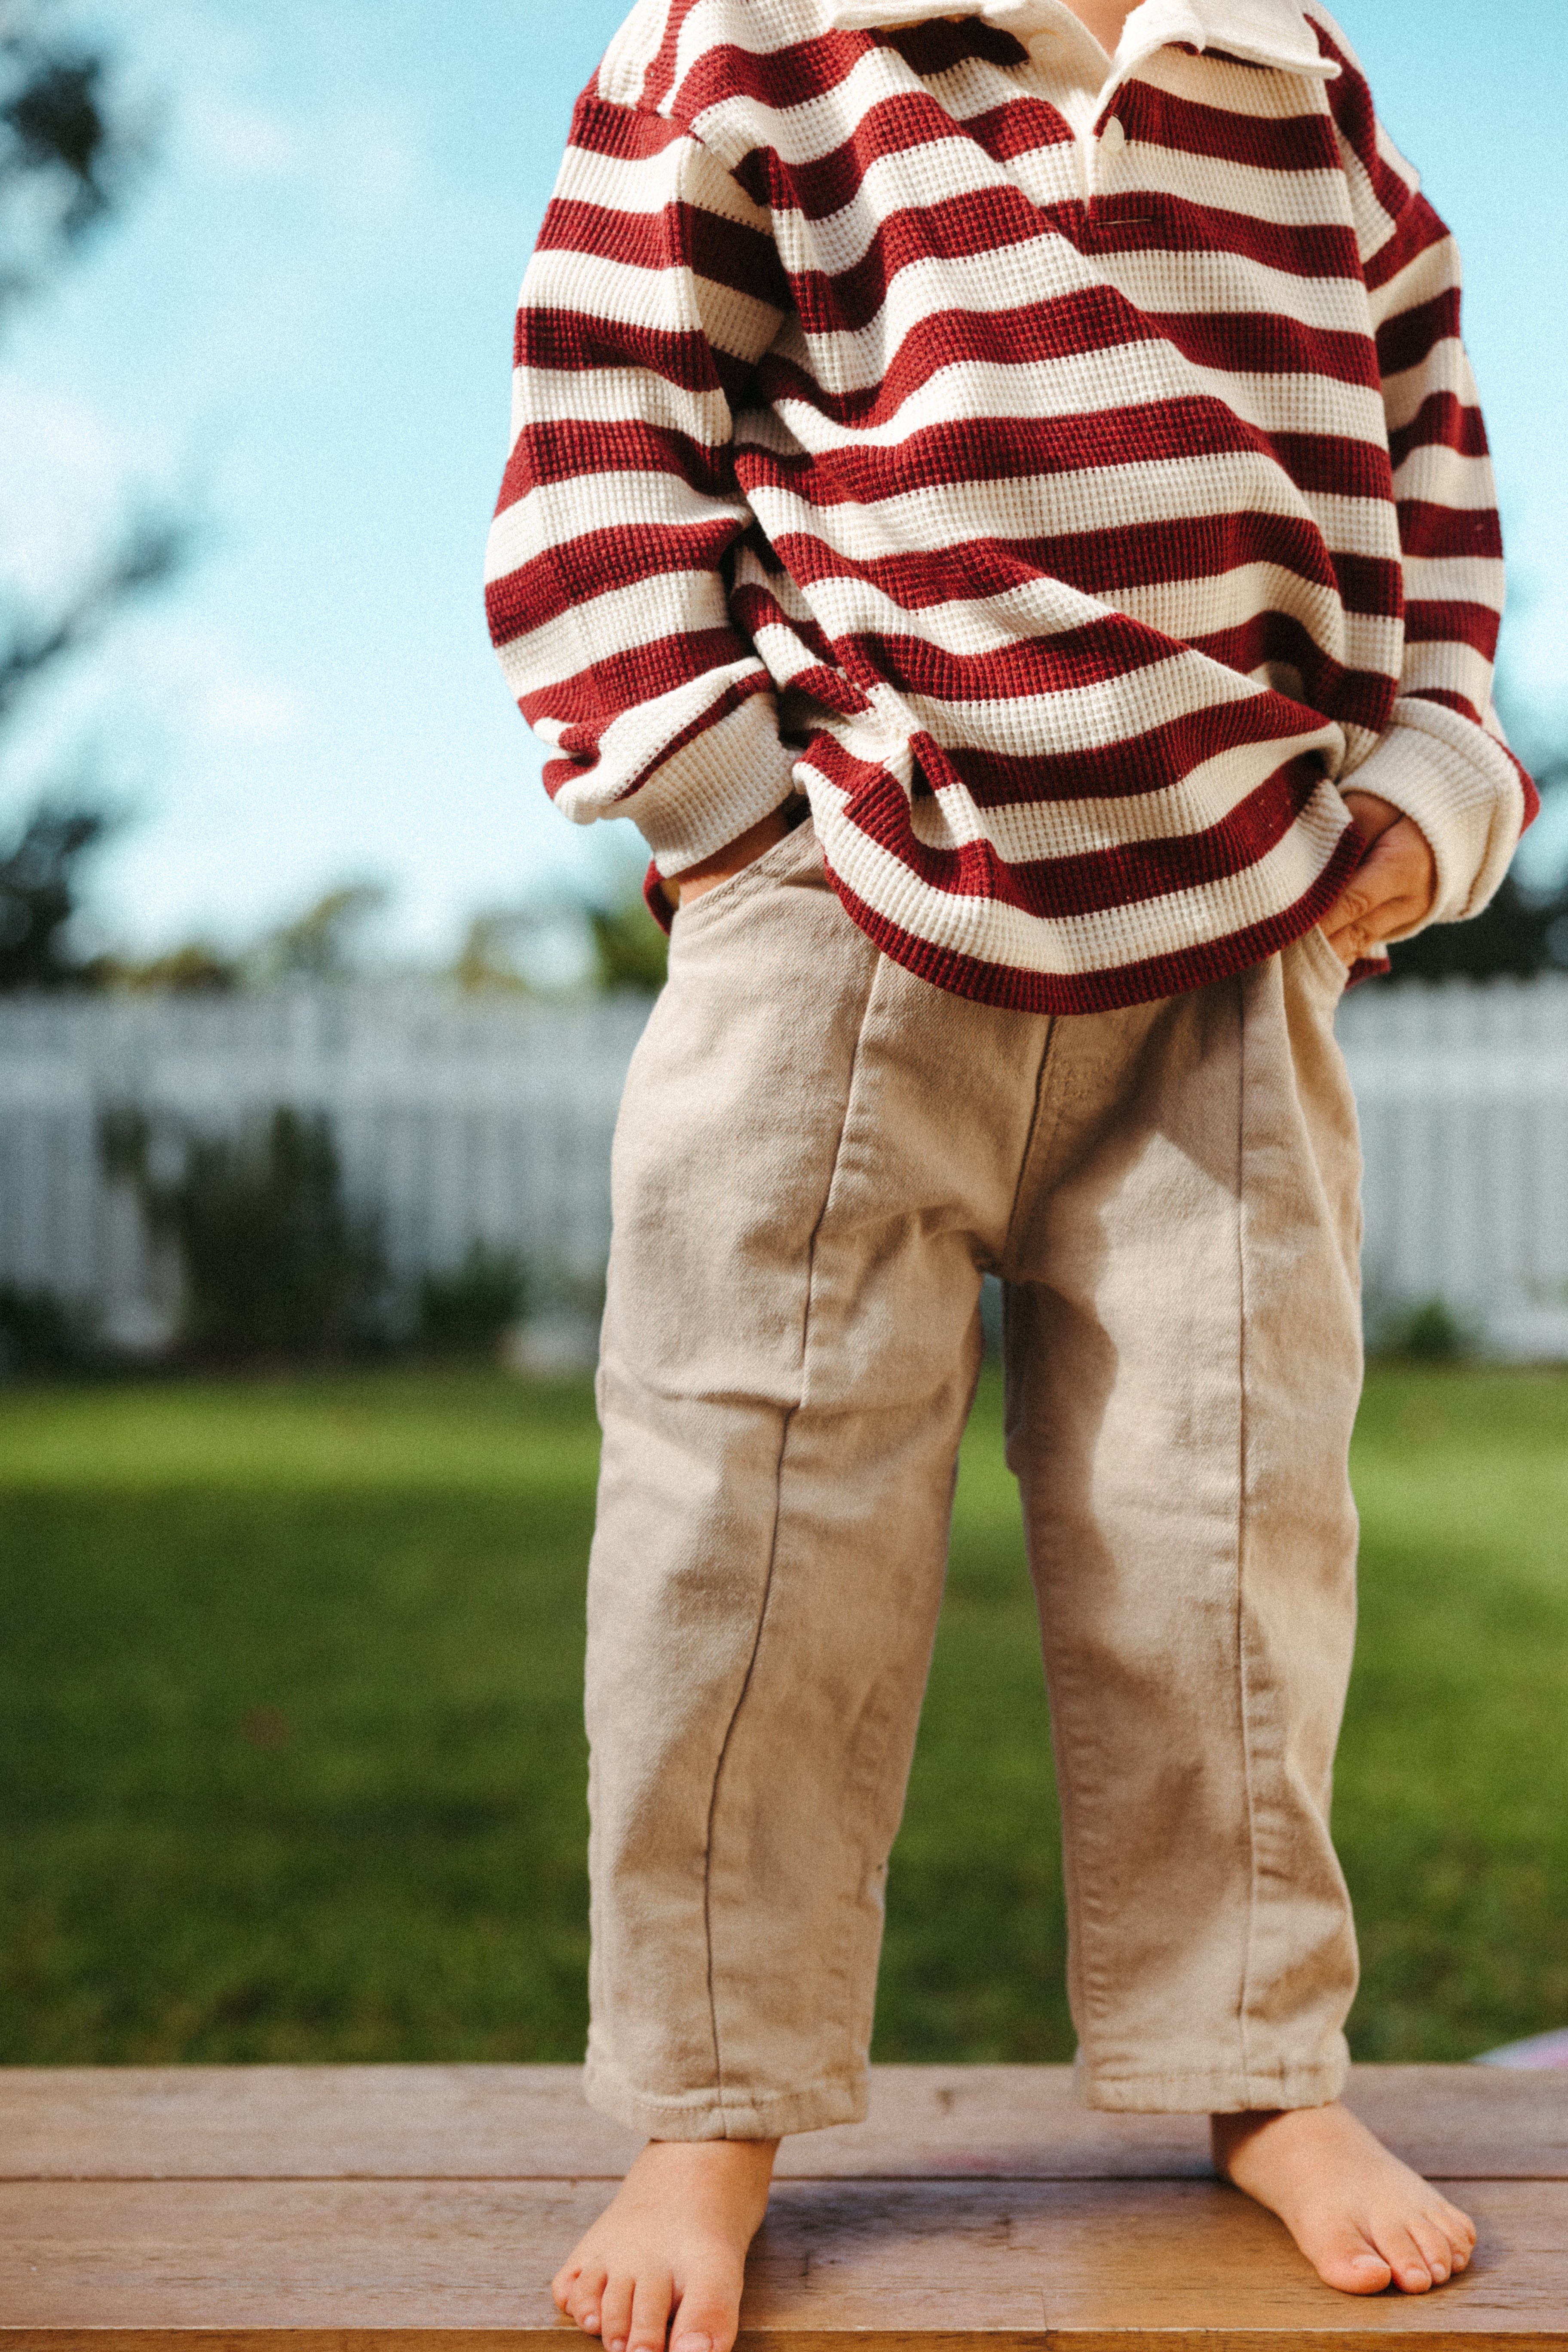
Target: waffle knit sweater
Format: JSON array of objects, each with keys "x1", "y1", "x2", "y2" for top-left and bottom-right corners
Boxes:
[{"x1": 485, "y1": 0, "x2": 1534, "y2": 1012}]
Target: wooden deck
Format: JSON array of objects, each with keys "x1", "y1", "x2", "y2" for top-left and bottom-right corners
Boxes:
[{"x1": 2, "y1": 2064, "x2": 1564, "y2": 2348}]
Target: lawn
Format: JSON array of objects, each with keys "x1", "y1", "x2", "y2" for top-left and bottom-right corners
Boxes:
[{"x1": 1, "y1": 1363, "x2": 1564, "y2": 2065}]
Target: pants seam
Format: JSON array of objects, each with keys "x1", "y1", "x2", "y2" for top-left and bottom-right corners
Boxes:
[
  {"x1": 697, "y1": 945, "x2": 882, "y2": 2132},
  {"x1": 998, "y1": 1015, "x2": 1059, "y2": 1277},
  {"x1": 1233, "y1": 966, "x2": 1261, "y2": 2106}
]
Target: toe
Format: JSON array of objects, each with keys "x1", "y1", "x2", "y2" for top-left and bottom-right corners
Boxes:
[
  {"x1": 1409, "y1": 2212, "x2": 1459, "y2": 2285},
  {"x1": 626, "y1": 2265, "x2": 676, "y2": 2352},
  {"x1": 1375, "y1": 2224, "x2": 1434, "y2": 2294},
  {"x1": 599, "y1": 2272, "x2": 636, "y2": 2352},
  {"x1": 1439, "y1": 2198, "x2": 1477, "y2": 2264},
  {"x1": 569, "y1": 2266, "x2": 609, "y2": 2334},
  {"x1": 553, "y1": 2266, "x2": 579, "y2": 2315},
  {"x1": 670, "y1": 2273, "x2": 744, "y2": 2352},
  {"x1": 1313, "y1": 2230, "x2": 1393, "y2": 2295}
]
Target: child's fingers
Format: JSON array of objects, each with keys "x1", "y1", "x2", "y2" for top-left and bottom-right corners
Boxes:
[{"x1": 1320, "y1": 816, "x2": 1434, "y2": 956}]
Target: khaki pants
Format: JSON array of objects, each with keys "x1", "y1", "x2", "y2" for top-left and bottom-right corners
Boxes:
[{"x1": 585, "y1": 821, "x2": 1363, "y2": 2137}]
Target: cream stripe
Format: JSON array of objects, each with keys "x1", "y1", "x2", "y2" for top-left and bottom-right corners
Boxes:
[
  {"x1": 805, "y1": 763, "x2": 1348, "y2": 974},
  {"x1": 747, "y1": 455, "x2": 1397, "y2": 561}
]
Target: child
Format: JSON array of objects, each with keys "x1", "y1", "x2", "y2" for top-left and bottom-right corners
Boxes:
[{"x1": 487, "y1": 0, "x2": 1534, "y2": 2331}]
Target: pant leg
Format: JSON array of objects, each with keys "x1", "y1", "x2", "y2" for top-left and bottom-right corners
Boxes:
[
  {"x1": 587, "y1": 823, "x2": 1049, "y2": 2139},
  {"x1": 1001, "y1": 928, "x2": 1363, "y2": 2113}
]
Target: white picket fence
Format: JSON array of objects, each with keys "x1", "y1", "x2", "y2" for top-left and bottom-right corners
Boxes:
[{"x1": 0, "y1": 975, "x2": 1565, "y2": 1358}]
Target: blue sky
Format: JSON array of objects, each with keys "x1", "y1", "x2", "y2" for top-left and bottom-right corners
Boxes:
[{"x1": 3, "y1": 0, "x2": 1565, "y2": 958}]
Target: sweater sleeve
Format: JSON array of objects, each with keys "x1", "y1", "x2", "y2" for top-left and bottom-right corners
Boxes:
[
  {"x1": 485, "y1": 93, "x2": 795, "y2": 876},
  {"x1": 1326, "y1": 71, "x2": 1537, "y2": 931}
]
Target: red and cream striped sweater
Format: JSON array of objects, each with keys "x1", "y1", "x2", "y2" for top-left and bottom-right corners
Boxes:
[{"x1": 486, "y1": 0, "x2": 1534, "y2": 1012}]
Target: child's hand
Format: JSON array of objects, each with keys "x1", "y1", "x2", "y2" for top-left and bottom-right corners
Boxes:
[
  {"x1": 1320, "y1": 790, "x2": 1435, "y2": 964},
  {"x1": 659, "y1": 805, "x2": 792, "y2": 910}
]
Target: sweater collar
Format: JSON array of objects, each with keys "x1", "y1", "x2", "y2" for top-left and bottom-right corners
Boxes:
[{"x1": 824, "y1": 0, "x2": 1340, "y2": 80}]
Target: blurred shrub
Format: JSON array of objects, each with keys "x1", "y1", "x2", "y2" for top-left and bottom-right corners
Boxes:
[
  {"x1": 589, "y1": 897, "x2": 668, "y2": 994},
  {"x1": 0, "y1": 1280, "x2": 86, "y2": 1373},
  {"x1": 102, "y1": 1105, "x2": 385, "y2": 1362},
  {"x1": 417, "y1": 1243, "x2": 527, "y2": 1357},
  {"x1": 1378, "y1": 1296, "x2": 1469, "y2": 1363}
]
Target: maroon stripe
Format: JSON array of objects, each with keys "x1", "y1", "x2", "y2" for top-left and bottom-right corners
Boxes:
[
  {"x1": 487, "y1": 518, "x2": 744, "y2": 643},
  {"x1": 1403, "y1": 685, "x2": 1483, "y2": 727},
  {"x1": 639, "y1": 0, "x2": 710, "y2": 111},
  {"x1": 1396, "y1": 500, "x2": 1502, "y2": 562},
  {"x1": 1186, "y1": 609, "x2": 1394, "y2": 731},
  {"x1": 882, "y1": 16, "x2": 1029, "y2": 76},
  {"x1": 1320, "y1": 33, "x2": 1418, "y2": 230},
  {"x1": 521, "y1": 624, "x2": 756, "y2": 722},
  {"x1": 768, "y1": 507, "x2": 1365, "y2": 611},
  {"x1": 500, "y1": 419, "x2": 735, "y2": 507},
  {"x1": 1329, "y1": 549, "x2": 1405, "y2": 618},
  {"x1": 518, "y1": 306, "x2": 718, "y2": 395},
  {"x1": 740, "y1": 404, "x2": 1395, "y2": 513},
  {"x1": 671, "y1": 25, "x2": 882, "y2": 125},
  {"x1": 808, "y1": 741, "x2": 1323, "y2": 923},
  {"x1": 1402, "y1": 598, "x2": 1500, "y2": 658},
  {"x1": 728, "y1": 580, "x2": 841, "y2": 672},
  {"x1": 778, "y1": 89, "x2": 1048, "y2": 223},
  {"x1": 843, "y1": 606, "x2": 1191, "y2": 704},
  {"x1": 935, "y1": 692, "x2": 1336, "y2": 809},
  {"x1": 1268, "y1": 429, "x2": 1394, "y2": 498},
  {"x1": 762, "y1": 292, "x2": 1170, "y2": 430},
  {"x1": 1387, "y1": 391, "x2": 1489, "y2": 472},
  {"x1": 882, "y1": 751, "x2": 1324, "y2": 922},
  {"x1": 569, "y1": 92, "x2": 685, "y2": 164},
  {"x1": 789, "y1": 184, "x2": 1082, "y2": 336},
  {"x1": 536, "y1": 198, "x2": 789, "y2": 313},
  {"x1": 1363, "y1": 192, "x2": 1450, "y2": 296},
  {"x1": 608, "y1": 670, "x2": 777, "y2": 806},
  {"x1": 1116, "y1": 77, "x2": 1338, "y2": 174},
  {"x1": 811, "y1": 755, "x2": 1363, "y2": 1014},
  {"x1": 965, "y1": 95, "x2": 1075, "y2": 168},
  {"x1": 1376, "y1": 286, "x2": 1461, "y2": 380},
  {"x1": 837, "y1": 603, "x2": 1386, "y2": 741},
  {"x1": 1141, "y1": 308, "x2": 1378, "y2": 389},
  {"x1": 1066, "y1": 195, "x2": 1361, "y2": 284}
]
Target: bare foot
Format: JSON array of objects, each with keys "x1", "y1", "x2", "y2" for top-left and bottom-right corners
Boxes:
[
  {"x1": 1212, "y1": 2102, "x2": 1476, "y2": 2294},
  {"x1": 553, "y1": 2138, "x2": 779, "y2": 2352}
]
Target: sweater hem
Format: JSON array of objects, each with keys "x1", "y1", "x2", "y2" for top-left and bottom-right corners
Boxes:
[{"x1": 822, "y1": 824, "x2": 1364, "y2": 1016}]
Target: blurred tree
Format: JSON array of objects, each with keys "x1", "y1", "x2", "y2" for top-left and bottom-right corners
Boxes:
[
  {"x1": 0, "y1": 4, "x2": 186, "y2": 989},
  {"x1": 0, "y1": 796, "x2": 110, "y2": 986},
  {"x1": 251, "y1": 883, "x2": 389, "y2": 983},
  {"x1": 0, "y1": 0, "x2": 149, "y2": 315},
  {"x1": 451, "y1": 908, "x2": 532, "y2": 994},
  {"x1": 95, "y1": 939, "x2": 240, "y2": 994}
]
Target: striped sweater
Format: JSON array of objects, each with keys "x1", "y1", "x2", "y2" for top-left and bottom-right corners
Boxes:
[{"x1": 486, "y1": 0, "x2": 1534, "y2": 1012}]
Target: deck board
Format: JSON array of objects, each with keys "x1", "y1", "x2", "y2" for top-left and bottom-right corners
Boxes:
[{"x1": 2, "y1": 2065, "x2": 1564, "y2": 2347}]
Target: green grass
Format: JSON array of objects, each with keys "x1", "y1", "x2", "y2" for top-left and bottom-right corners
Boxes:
[{"x1": 1, "y1": 1363, "x2": 1564, "y2": 2065}]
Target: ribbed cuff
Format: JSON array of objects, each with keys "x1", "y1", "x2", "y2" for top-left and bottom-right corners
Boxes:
[
  {"x1": 1341, "y1": 701, "x2": 1528, "y2": 934},
  {"x1": 633, "y1": 690, "x2": 802, "y2": 879}
]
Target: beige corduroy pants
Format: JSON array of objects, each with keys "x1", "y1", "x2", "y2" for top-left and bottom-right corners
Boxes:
[{"x1": 585, "y1": 820, "x2": 1364, "y2": 2138}]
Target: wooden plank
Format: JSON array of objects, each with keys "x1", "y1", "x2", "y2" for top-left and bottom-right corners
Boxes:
[
  {"x1": 4, "y1": 2066, "x2": 1565, "y2": 2184},
  {"x1": 1, "y1": 2176, "x2": 1564, "y2": 2345}
]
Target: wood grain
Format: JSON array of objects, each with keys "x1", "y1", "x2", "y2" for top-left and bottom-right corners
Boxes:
[
  {"x1": 3, "y1": 2065, "x2": 1564, "y2": 2183},
  {"x1": 1, "y1": 2177, "x2": 1564, "y2": 2342},
  {"x1": 3, "y1": 2067, "x2": 1565, "y2": 2346}
]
